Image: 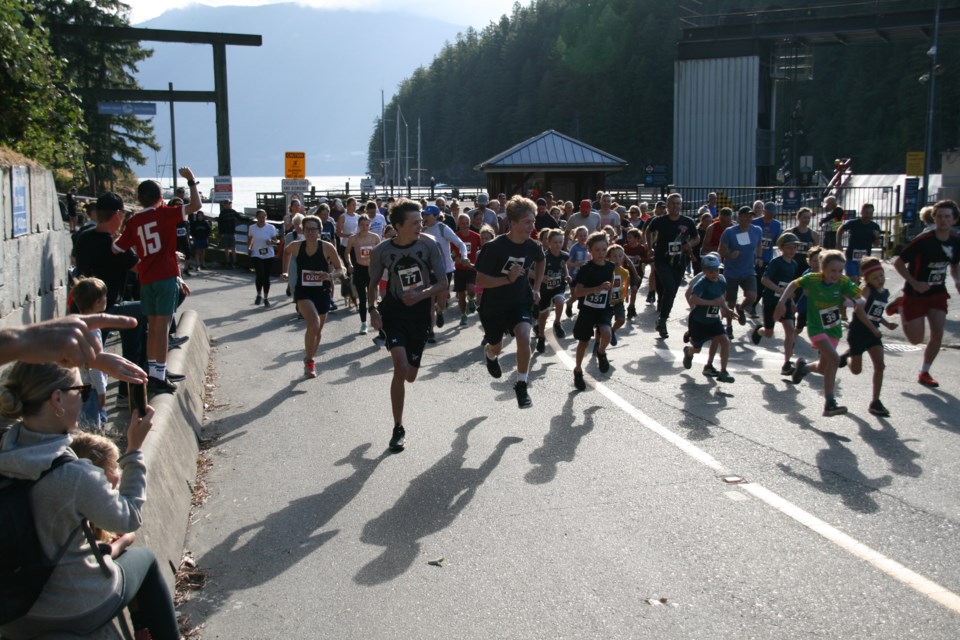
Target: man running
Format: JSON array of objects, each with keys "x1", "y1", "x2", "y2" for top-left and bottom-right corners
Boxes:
[
  {"x1": 368, "y1": 199, "x2": 449, "y2": 452},
  {"x1": 475, "y1": 196, "x2": 545, "y2": 408},
  {"x1": 718, "y1": 206, "x2": 762, "y2": 339},
  {"x1": 644, "y1": 192, "x2": 699, "y2": 338}
]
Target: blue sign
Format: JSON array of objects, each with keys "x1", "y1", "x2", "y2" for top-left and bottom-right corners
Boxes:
[
  {"x1": 782, "y1": 188, "x2": 802, "y2": 210},
  {"x1": 97, "y1": 102, "x2": 157, "y2": 116},
  {"x1": 11, "y1": 166, "x2": 27, "y2": 237},
  {"x1": 903, "y1": 177, "x2": 920, "y2": 224}
]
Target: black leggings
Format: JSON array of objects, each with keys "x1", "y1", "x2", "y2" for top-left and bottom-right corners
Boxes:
[
  {"x1": 353, "y1": 264, "x2": 371, "y2": 322},
  {"x1": 253, "y1": 257, "x2": 273, "y2": 296},
  {"x1": 654, "y1": 261, "x2": 685, "y2": 322}
]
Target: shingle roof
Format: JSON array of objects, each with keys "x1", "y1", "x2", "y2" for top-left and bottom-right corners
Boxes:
[{"x1": 476, "y1": 130, "x2": 628, "y2": 172}]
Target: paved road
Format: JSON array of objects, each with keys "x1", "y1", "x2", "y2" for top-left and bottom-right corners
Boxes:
[{"x1": 177, "y1": 261, "x2": 960, "y2": 639}]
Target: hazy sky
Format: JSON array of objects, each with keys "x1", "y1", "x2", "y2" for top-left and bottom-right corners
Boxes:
[{"x1": 125, "y1": 0, "x2": 532, "y2": 26}]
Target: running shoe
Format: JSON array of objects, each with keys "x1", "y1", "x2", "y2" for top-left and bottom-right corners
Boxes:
[
  {"x1": 682, "y1": 330, "x2": 690, "y2": 344},
  {"x1": 460, "y1": 314, "x2": 468, "y2": 326},
  {"x1": 359, "y1": 322, "x2": 368, "y2": 335},
  {"x1": 372, "y1": 332, "x2": 386, "y2": 348},
  {"x1": 263, "y1": 298, "x2": 271, "y2": 308},
  {"x1": 254, "y1": 295, "x2": 262, "y2": 305},
  {"x1": 610, "y1": 332, "x2": 618, "y2": 346},
  {"x1": 536, "y1": 337, "x2": 545, "y2": 353},
  {"x1": 838, "y1": 351, "x2": 848, "y2": 369},
  {"x1": 735, "y1": 303, "x2": 746, "y2": 326},
  {"x1": 166, "y1": 371, "x2": 186, "y2": 382},
  {"x1": 751, "y1": 326, "x2": 762, "y2": 345},
  {"x1": 468, "y1": 297, "x2": 476, "y2": 313},
  {"x1": 885, "y1": 296, "x2": 904, "y2": 316},
  {"x1": 868, "y1": 400, "x2": 890, "y2": 417},
  {"x1": 656, "y1": 319, "x2": 668, "y2": 339},
  {"x1": 485, "y1": 353, "x2": 502, "y2": 379},
  {"x1": 646, "y1": 292, "x2": 656, "y2": 304},
  {"x1": 918, "y1": 372, "x2": 939, "y2": 388},
  {"x1": 565, "y1": 303, "x2": 573, "y2": 318},
  {"x1": 304, "y1": 359, "x2": 316, "y2": 379},
  {"x1": 780, "y1": 361, "x2": 795, "y2": 376},
  {"x1": 682, "y1": 346, "x2": 693, "y2": 370},
  {"x1": 553, "y1": 323, "x2": 566, "y2": 339},
  {"x1": 716, "y1": 370, "x2": 735, "y2": 383},
  {"x1": 168, "y1": 335, "x2": 189, "y2": 349},
  {"x1": 426, "y1": 329, "x2": 436, "y2": 344},
  {"x1": 627, "y1": 305, "x2": 636, "y2": 319},
  {"x1": 573, "y1": 369, "x2": 586, "y2": 391},
  {"x1": 147, "y1": 376, "x2": 177, "y2": 395},
  {"x1": 725, "y1": 325, "x2": 734, "y2": 340},
  {"x1": 514, "y1": 381, "x2": 532, "y2": 408},
  {"x1": 329, "y1": 302, "x2": 338, "y2": 311},
  {"x1": 791, "y1": 358, "x2": 809, "y2": 385},
  {"x1": 702, "y1": 363, "x2": 719, "y2": 377},
  {"x1": 389, "y1": 425, "x2": 406, "y2": 452},
  {"x1": 436, "y1": 310, "x2": 445, "y2": 328},
  {"x1": 597, "y1": 351, "x2": 610, "y2": 373},
  {"x1": 822, "y1": 399, "x2": 848, "y2": 417}
]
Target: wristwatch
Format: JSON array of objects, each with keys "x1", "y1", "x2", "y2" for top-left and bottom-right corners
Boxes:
[{"x1": 187, "y1": 180, "x2": 198, "y2": 186}]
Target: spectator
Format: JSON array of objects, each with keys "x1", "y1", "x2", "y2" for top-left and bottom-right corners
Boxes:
[{"x1": 217, "y1": 200, "x2": 240, "y2": 269}]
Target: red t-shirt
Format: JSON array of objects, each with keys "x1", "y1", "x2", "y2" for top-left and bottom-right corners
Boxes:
[
  {"x1": 117, "y1": 205, "x2": 184, "y2": 286},
  {"x1": 454, "y1": 229, "x2": 482, "y2": 271}
]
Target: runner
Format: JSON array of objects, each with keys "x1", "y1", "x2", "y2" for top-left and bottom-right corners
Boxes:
[
  {"x1": 564, "y1": 226, "x2": 590, "y2": 318},
  {"x1": 751, "y1": 200, "x2": 781, "y2": 318},
  {"x1": 535, "y1": 228, "x2": 569, "y2": 352},
  {"x1": 644, "y1": 192, "x2": 699, "y2": 339},
  {"x1": 421, "y1": 204, "x2": 468, "y2": 341},
  {"x1": 246, "y1": 209, "x2": 279, "y2": 308},
  {"x1": 776, "y1": 249, "x2": 861, "y2": 416},
  {"x1": 839, "y1": 257, "x2": 898, "y2": 416},
  {"x1": 343, "y1": 214, "x2": 381, "y2": 334},
  {"x1": 891, "y1": 199, "x2": 960, "y2": 387},
  {"x1": 452, "y1": 213, "x2": 481, "y2": 325},
  {"x1": 281, "y1": 215, "x2": 343, "y2": 378},
  {"x1": 622, "y1": 228, "x2": 651, "y2": 319},
  {"x1": 753, "y1": 233, "x2": 800, "y2": 375},
  {"x1": 571, "y1": 232, "x2": 615, "y2": 390},
  {"x1": 475, "y1": 196, "x2": 545, "y2": 408},
  {"x1": 836, "y1": 202, "x2": 882, "y2": 280},
  {"x1": 681, "y1": 253, "x2": 736, "y2": 382},
  {"x1": 718, "y1": 206, "x2": 762, "y2": 339},
  {"x1": 606, "y1": 244, "x2": 632, "y2": 346},
  {"x1": 786, "y1": 207, "x2": 819, "y2": 273},
  {"x1": 367, "y1": 199, "x2": 449, "y2": 452},
  {"x1": 795, "y1": 246, "x2": 822, "y2": 336}
]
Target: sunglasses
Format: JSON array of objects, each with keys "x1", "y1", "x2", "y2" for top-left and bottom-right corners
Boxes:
[{"x1": 60, "y1": 384, "x2": 92, "y2": 402}]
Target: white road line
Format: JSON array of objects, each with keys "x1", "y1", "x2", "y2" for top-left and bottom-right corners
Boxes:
[{"x1": 551, "y1": 338, "x2": 960, "y2": 615}]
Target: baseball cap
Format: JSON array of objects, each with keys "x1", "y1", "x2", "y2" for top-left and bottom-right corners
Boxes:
[
  {"x1": 701, "y1": 252, "x2": 721, "y2": 270},
  {"x1": 96, "y1": 192, "x2": 124, "y2": 212},
  {"x1": 422, "y1": 205, "x2": 441, "y2": 217},
  {"x1": 764, "y1": 201, "x2": 776, "y2": 212},
  {"x1": 580, "y1": 199, "x2": 592, "y2": 212},
  {"x1": 777, "y1": 232, "x2": 799, "y2": 247},
  {"x1": 536, "y1": 198, "x2": 547, "y2": 206},
  {"x1": 655, "y1": 200, "x2": 666, "y2": 208},
  {"x1": 476, "y1": 193, "x2": 490, "y2": 205}
]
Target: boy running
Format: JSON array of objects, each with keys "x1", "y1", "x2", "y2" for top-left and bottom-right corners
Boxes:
[
  {"x1": 571, "y1": 232, "x2": 615, "y2": 390},
  {"x1": 753, "y1": 232, "x2": 800, "y2": 375},
  {"x1": 682, "y1": 253, "x2": 736, "y2": 382}
]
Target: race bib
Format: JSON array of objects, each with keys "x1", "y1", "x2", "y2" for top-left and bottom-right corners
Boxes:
[
  {"x1": 819, "y1": 306, "x2": 841, "y2": 329},
  {"x1": 584, "y1": 289, "x2": 608, "y2": 309},
  {"x1": 852, "y1": 249, "x2": 867, "y2": 260},
  {"x1": 258, "y1": 247, "x2": 270, "y2": 256},
  {"x1": 736, "y1": 232, "x2": 751, "y2": 246},
  {"x1": 463, "y1": 242, "x2": 471, "y2": 256},
  {"x1": 706, "y1": 305, "x2": 721, "y2": 319},
  {"x1": 301, "y1": 270, "x2": 327, "y2": 287},
  {"x1": 761, "y1": 237, "x2": 771, "y2": 250},
  {"x1": 928, "y1": 263, "x2": 948, "y2": 285},
  {"x1": 611, "y1": 275, "x2": 623, "y2": 303},
  {"x1": 501, "y1": 256, "x2": 526, "y2": 275},
  {"x1": 797, "y1": 242, "x2": 809, "y2": 253},
  {"x1": 321, "y1": 231, "x2": 332, "y2": 242},
  {"x1": 176, "y1": 227, "x2": 187, "y2": 237},
  {"x1": 774, "y1": 281, "x2": 789, "y2": 298},
  {"x1": 668, "y1": 240, "x2": 681, "y2": 256},
  {"x1": 359, "y1": 246, "x2": 372, "y2": 259},
  {"x1": 397, "y1": 265, "x2": 423, "y2": 291},
  {"x1": 546, "y1": 273, "x2": 562, "y2": 289},
  {"x1": 867, "y1": 300, "x2": 886, "y2": 321}
]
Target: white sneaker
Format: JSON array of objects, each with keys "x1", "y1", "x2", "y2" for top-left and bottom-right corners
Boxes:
[{"x1": 360, "y1": 322, "x2": 368, "y2": 335}]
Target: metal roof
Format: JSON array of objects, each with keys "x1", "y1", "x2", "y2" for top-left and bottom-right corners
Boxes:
[{"x1": 476, "y1": 130, "x2": 628, "y2": 172}]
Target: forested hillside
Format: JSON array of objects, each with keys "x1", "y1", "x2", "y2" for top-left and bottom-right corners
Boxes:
[{"x1": 367, "y1": 0, "x2": 960, "y2": 186}]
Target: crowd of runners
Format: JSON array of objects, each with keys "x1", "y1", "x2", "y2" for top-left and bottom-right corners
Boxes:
[{"x1": 260, "y1": 189, "x2": 960, "y2": 452}]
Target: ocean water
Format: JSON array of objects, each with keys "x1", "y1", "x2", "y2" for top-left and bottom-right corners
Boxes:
[{"x1": 184, "y1": 175, "x2": 359, "y2": 212}]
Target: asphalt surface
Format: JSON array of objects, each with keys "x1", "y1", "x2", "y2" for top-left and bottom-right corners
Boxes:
[{"x1": 177, "y1": 260, "x2": 960, "y2": 639}]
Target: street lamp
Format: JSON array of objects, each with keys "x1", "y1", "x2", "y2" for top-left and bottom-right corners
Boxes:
[{"x1": 921, "y1": 0, "x2": 942, "y2": 206}]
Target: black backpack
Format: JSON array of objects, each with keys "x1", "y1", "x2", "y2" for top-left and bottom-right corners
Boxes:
[{"x1": 0, "y1": 454, "x2": 106, "y2": 624}]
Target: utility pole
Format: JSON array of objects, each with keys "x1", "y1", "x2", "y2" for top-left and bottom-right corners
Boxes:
[
  {"x1": 169, "y1": 82, "x2": 178, "y2": 189},
  {"x1": 922, "y1": 0, "x2": 942, "y2": 205}
]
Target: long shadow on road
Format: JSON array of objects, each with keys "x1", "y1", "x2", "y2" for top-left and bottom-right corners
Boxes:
[
  {"x1": 525, "y1": 394, "x2": 600, "y2": 484},
  {"x1": 354, "y1": 416, "x2": 522, "y2": 586}
]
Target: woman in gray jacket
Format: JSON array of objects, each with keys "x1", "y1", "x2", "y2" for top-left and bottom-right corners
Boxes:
[{"x1": 0, "y1": 362, "x2": 178, "y2": 639}]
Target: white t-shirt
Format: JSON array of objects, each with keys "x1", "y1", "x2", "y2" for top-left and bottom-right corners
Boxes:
[
  {"x1": 248, "y1": 223, "x2": 277, "y2": 259},
  {"x1": 340, "y1": 213, "x2": 359, "y2": 246}
]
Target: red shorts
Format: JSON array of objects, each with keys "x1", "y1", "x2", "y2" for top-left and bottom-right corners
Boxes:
[{"x1": 903, "y1": 293, "x2": 948, "y2": 322}]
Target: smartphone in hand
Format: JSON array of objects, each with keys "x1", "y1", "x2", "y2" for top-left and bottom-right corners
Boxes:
[{"x1": 128, "y1": 382, "x2": 147, "y2": 416}]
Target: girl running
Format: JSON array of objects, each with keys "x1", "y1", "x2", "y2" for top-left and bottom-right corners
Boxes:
[
  {"x1": 281, "y1": 214, "x2": 344, "y2": 378},
  {"x1": 839, "y1": 257, "x2": 898, "y2": 416},
  {"x1": 776, "y1": 249, "x2": 861, "y2": 417},
  {"x1": 344, "y1": 214, "x2": 381, "y2": 335}
]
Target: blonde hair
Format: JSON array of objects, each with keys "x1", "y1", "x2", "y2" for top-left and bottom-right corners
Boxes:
[
  {"x1": 819, "y1": 249, "x2": 845, "y2": 269},
  {"x1": 0, "y1": 362, "x2": 76, "y2": 419},
  {"x1": 70, "y1": 432, "x2": 121, "y2": 542}
]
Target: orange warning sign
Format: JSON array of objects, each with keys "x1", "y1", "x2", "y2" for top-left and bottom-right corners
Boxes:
[{"x1": 285, "y1": 152, "x2": 306, "y2": 179}]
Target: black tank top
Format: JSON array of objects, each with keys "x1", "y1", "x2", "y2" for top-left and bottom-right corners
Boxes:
[{"x1": 295, "y1": 242, "x2": 332, "y2": 296}]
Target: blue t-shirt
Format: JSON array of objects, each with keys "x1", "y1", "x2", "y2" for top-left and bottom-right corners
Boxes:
[
  {"x1": 720, "y1": 225, "x2": 762, "y2": 278},
  {"x1": 689, "y1": 273, "x2": 728, "y2": 324},
  {"x1": 753, "y1": 217, "x2": 782, "y2": 264}
]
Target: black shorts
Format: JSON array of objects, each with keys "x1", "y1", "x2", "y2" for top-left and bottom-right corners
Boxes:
[
  {"x1": 480, "y1": 304, "x2": 534, "y2": 346},
  {"x1": 538, "y1": 286, "x2": 566, "y2": 312},
  {"x1": 453, "y1": 269, "x2": 476, "y2": 293},
  {"x1": 689, "y1": 319, "x2": 726, "y2": 348},
  {"x1": 573, "y1": 306, "x2": 613, "y2": 341},
  {"x1": 847, "y1": 324, "x2": 882, "y2": 356},
  {"x1": 294, "y1": 287, "x2": 332, "y2": 315},
  {"x1": 380, "y1": 299, "x2": 430, "y2": 367},
  {"x1": 763, "y1": 297, "x2": 794, "y2": 329}
]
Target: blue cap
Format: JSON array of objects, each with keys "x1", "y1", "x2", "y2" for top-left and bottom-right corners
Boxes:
[
  {"x1": 701, "y1": 252, "x2": 721, "y2": 270},
  {"x1": 423, "y1": 205, "x2": 441, "y2": 217}
]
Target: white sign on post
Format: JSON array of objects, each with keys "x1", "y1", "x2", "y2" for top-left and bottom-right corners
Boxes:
[
  {"x1": 281, "y1": 179, "x2": 310, "y2": 194},
  {"x1": 213, "y1": 175, "x2": 233, "y2": 202}
]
